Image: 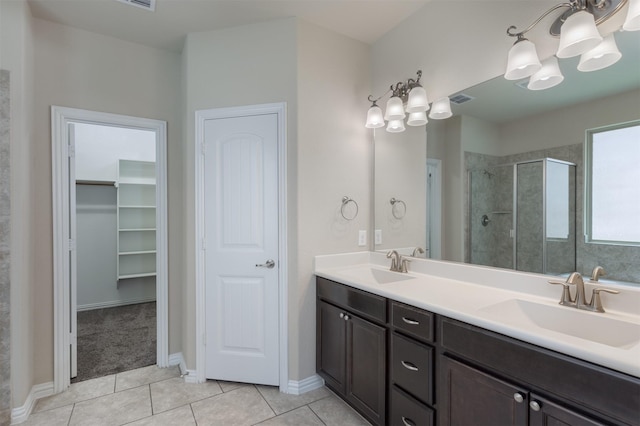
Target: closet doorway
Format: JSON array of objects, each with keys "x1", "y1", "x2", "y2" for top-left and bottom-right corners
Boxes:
[{"x1": 52, "y1": 107, "x2": 168, "y2": 392}]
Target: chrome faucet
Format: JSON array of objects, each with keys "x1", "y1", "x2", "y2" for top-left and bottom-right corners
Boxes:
[
  {"x1": 386, "y1": 250, "x2": 410, "y2": 273},
  {"x1": 548, "y1": 272, "x2": 619, "y2": 313},
  {"x1": 386, "y1": 250, "x2": 401, "y2": 272},
  {"x1": 412, "y1": 247, "x2": 425, "y2": 257},
  {"x1": 590, "y1": 266, "x2": 606, "y2": 282}
]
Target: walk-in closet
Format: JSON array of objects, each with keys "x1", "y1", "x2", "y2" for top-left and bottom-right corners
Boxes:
[{"x1": 73, "y1": 122, "x2": 157, "y2": 382}]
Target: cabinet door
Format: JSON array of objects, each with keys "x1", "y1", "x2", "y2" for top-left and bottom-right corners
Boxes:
[
  {"x1": 440, "y1": 357, "x2": 528, "y2": 426},
  {"x1": 347, "y1": 314, "x2": 387, "y2": 425},
  {"x1": 529, "y1": 394, "x2": 606, "y2": 426},
  {"x1": 316, "y1": 301, "x2": 347, "y2": 394}
]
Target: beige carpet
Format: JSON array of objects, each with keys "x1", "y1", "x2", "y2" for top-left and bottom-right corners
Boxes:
[{"x1": 72, "y1": 302, "x2": 156, "y2": 383}]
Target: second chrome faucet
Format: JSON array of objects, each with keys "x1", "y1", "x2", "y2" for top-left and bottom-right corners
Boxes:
[{"x1": 548, "y1": 271, "x2": 619, "y2": 313}]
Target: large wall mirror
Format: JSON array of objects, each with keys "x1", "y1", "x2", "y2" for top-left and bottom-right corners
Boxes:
[{"x1": 373, "y1": 29, "x2": 640, "y2": 284}]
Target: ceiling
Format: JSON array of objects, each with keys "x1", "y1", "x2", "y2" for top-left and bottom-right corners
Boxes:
[{"x1": 27, "y1": 0, "x2": 432, "y2": 52}]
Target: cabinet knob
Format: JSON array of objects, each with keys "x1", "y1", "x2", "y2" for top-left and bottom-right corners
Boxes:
[
  {"x1": 339, "y1": 313, "x2": 344, "y2": 319},
  {"x1": 529, "y1": 400, "x2": 541, "y2": 411},
  {"x1": 513, "y1": 392, "x2": 524, "y2": 403},
  {"x1": 343, "y1": 314, "x2": 350, "y2": 321},
  {"x1": 401, "y1": 416, "x2": 416, "y2": 426}
]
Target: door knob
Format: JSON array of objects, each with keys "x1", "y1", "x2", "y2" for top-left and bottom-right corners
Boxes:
[{"x1": 255, "y1": 259, "x2": 275, "y2": 269}]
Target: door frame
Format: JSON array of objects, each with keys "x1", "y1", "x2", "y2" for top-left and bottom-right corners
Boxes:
[
  {"x1": 427, "y1": 158, "x2": 442, "y2": 259},
  {"x1": 194, "y1": 102, "x2": 288, "y2": 391},
  {"x1": 52, "y1": 106, "x2": 169, "y2": 393}
]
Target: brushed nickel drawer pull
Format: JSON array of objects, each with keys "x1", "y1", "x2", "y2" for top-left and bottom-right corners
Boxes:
[
  {"x1": 401, "y1": 361, "x2": 419, "y2": 371},
  {"x1": 402, "y1": 416, "x2": 416, "y2": 426},
  {"x1": 402, "y1": 317, "x2": 420, "y2": 325}
]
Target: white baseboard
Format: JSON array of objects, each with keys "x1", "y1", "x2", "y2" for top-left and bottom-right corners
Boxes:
[
  {"x1": 183, "y1": 370, "x2": 199, "y2": 384},
  {"x1": 11, "y1": 382, "x2": 54, "y2": 425},
  {"x1": 286, "y1": 374, "x2": 324, "y2": 395},
  {"x1": 77, "y1": 297, "x2": 156, "y2": 312},
  {"x1": 168, "y1": 352, "x2": 187, "y2": 376}
]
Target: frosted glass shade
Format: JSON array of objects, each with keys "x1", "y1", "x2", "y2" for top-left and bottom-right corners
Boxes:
[
  {"x1": 407, "y1": 111, "x2": 428, "y2": 126},
  {"x1": 429, "y1": 98, "x2": 452, "y2": 119},
  {"x1": 623, "y1": 0, "x2": 640, "y2": 31},
  {"x1": 384, "y1": 96, "x2": 405, "y2": 120},
  {"x1": 505, "y1": 39, "x2": 542, "y2": 80},
  {"x1": 578, "y1": 34, "x2": 622, "y2": 72},
  {"x1": 406, "y1": 86, "x2": 429, "y2": 113},
  {"x1": 386, "y1": 119, "x2": 406, "y2": 133},
  {"x1": 557, "y1": 11, "x2": 603, "y2": 58},
  {"x1": 365, "y1": 105, "x2": 385, "y2": 128},
  {"x1": 528, "y1": 57, "x2": 564, "y2": 90}
]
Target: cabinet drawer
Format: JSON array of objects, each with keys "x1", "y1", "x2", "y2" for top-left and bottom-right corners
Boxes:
[
  {"x1": 317, "y1": 277, "x2": 387, "y2": 324},
  {"x1": 391, "y1": 332, "x2": 434, "y2": 405},
  {"x1": 391, "y1": 301, "x2": 434, "y2": 343},
  {"x1": 390, "y1": 386, "x2": 434, "y2": 426}
]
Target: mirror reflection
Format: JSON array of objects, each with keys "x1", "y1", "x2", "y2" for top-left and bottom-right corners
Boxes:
[{"x1": 373, "y1": 29, "x2": 640, "y2": 284}]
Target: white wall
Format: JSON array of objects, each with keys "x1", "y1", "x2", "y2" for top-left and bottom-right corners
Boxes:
[
  {"x1": 296, "y1": 20, "x2": 371, "y2": 380},
  {"x1": 0, "y1": 0, "x2": 35, "y2": 409},
  {"x1": 182, "y1": 18, "x2": 298, "y2": 373},
  {"x1": 31, "y1": 17, "x2": 183, "y2": 385},
  {"x1": 75, "y1": 123, "x2": 156, "y2": 182}
]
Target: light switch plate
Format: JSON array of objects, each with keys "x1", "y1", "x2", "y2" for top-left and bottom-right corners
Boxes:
[
  {"x1": 358, "y1": 230, "x2": 367, "y2": 246},
  {"x1": 375, "y1": 229, "x2": 382, "y2": 245}
]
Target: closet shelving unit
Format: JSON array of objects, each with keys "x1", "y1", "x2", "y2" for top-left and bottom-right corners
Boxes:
[{"x1": 116, "y1": 159, "x2": 156, "y2": 281}]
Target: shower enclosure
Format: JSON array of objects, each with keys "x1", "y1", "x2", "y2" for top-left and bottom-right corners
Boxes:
[{"x1": 468, "y1": 158, "x2": 576, "y2": 275}]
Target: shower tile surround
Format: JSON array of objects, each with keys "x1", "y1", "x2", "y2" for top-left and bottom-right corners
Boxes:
[
  {"x1": 465, "y1": 144, "x2": 640, "y2": 283},
  {"x1": 0, "y1": 69, "x2": 11, "y2": 425}
]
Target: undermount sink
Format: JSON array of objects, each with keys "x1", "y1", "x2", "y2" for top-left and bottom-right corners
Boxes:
[
  {"x1": 338, "y1": 266, "x2": 416, "y2": 285},
  {"x1": 478, "y1": 299, "x2": 640, "y2": 349}
]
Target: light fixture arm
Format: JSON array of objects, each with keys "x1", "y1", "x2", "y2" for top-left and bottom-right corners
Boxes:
[
  {"x1": 367, "y1": 70, "x2": 423, "y2": 104},
  {"x1": 507, "y1": 2, "x2": 575, "y2": 38}
]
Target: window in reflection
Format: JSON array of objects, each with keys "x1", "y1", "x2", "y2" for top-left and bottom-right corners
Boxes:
[{"x1": 586, "y1": 120, "x2": 640, "y2": 245}]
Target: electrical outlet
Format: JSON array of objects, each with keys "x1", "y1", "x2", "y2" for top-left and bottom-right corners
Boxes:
[
  {"x1": 375, "y1": 229, "x2": 382, "y2": 245},
  {"x1": 358, "y1": 230, "x2": 367, "y2": 246}
]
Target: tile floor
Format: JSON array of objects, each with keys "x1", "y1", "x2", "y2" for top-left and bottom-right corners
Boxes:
[{"x1": 23, "y1": 365, "x2": 371, "y2": 425}]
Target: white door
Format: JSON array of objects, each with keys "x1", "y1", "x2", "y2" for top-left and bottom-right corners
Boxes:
[
  {"x1": 69, "y1": 123, "x2": 78, "y2": 379},
  {"x1": 203, "y1": 113, "x2": 280, "y2": 385}
]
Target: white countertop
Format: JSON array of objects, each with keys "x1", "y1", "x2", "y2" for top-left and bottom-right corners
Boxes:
[{"x1": 314, "y1": 252, "x2": 640, "y2": 378}]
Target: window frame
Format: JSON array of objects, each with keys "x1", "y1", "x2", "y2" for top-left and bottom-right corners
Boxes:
[{"x1": 584, "y1": 119, "x2": 640, "y2": 247}]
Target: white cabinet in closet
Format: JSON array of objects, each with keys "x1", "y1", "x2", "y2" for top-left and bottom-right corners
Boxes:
[{"x1": 117, "y1": 159, "x2": 156, "y2": 281}]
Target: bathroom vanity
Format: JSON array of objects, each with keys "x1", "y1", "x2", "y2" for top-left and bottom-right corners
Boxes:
[{"x1": 315, "y1": 253, "x2": 640, "y2": 426}]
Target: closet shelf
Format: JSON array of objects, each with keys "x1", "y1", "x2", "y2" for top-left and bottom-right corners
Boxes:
[
  {"x1": 118, "y1": 250, "x2": 157, "y2": 256},
  {"x1": 118, "y1": 180, "x2": 156, "y2": 186},
  {"x1": 118, "y1": 272, "x2": 157, "y2": 280},
  {"x1": 117, "y1": 159, "x2": 157, "y2": 281}
]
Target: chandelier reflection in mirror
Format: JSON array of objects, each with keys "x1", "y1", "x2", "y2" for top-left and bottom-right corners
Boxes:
[
  {"x1": 364, "y1": 70, "x2": 452, "y2": 132},
  {"x1": 505, "y1": 0, "x2": 640, "y2": 90}
]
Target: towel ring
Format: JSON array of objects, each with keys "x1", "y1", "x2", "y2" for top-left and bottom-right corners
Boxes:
[
  {"x1": 341, "y1": 196, "x2": 359, "y2": 221},
  {"x1": 390, "y1": 197, "x2": 407, "y2": 219}
]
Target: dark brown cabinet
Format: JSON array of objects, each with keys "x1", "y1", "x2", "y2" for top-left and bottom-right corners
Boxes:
[
  {"x1": 441, "y1": 356, "x2": 608, "y2": 426},
  {"x1": 316, "y1": 277, "x2": 640, "y2": 426},
  {"x1": 316, "y1": 278, "x2": 387, "y2": 425}
]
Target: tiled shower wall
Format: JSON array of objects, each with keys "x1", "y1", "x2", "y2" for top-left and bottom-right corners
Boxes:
[
  {"x1": 0, "y1": 69, "x2": 11, "y2": 424},
  {"x1": 466, "y1": 144, "x2": 640, "y2": 283}
]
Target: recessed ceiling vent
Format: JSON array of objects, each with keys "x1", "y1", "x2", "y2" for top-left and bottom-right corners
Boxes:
[
  {"x1": 450, "y1": 93, "x2": 475, "y2": 105},
  {"x1": 116, "y1": 0, "x2": 156, "y2": 11}
]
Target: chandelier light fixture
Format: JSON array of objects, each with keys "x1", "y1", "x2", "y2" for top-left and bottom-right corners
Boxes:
[
  {"x1": 365, "y1": 70, "x2": 452, "y2": 132},
  {"x1": 504, "y1": 0, "x2": 640, "y2": 89}
]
